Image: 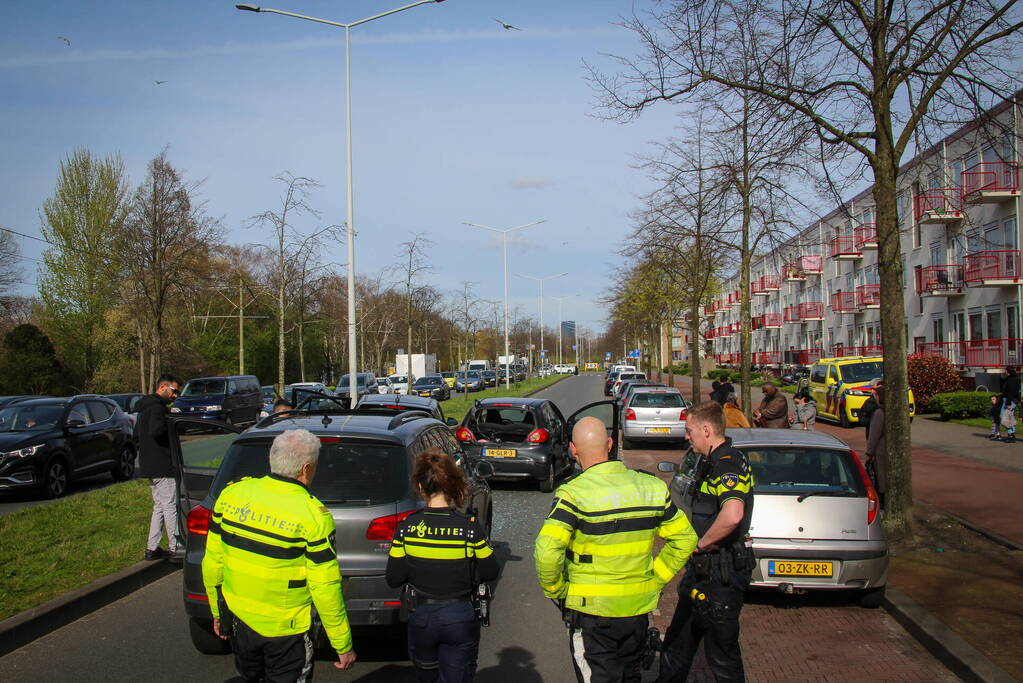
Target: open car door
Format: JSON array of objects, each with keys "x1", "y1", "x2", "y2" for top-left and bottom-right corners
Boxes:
[
  {"x1": 168, "y1": 417, "x2": 243, "y2": 542},
  {"x1": 566, "y1": 400, "x2": 621, "y2": 460}
]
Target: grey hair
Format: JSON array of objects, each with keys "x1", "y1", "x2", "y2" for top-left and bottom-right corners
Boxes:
[
  {"x1": 724, "y1": 392, "x2": 738, "y2": 405},
  {"x1": 269, "y1": 429, "x2": 321, "y2": 478}
]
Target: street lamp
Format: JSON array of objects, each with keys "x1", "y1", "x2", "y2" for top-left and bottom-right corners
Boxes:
[
  {"x1": 236, "y1": 0, "x2": 447, "y2": 407},
  {"x1": 465, "y1": 220, "x2": 546, "y2": 389},
  {"x1": 549, "y1": 294, "x2": 574, "y2": 365},
  {"x1": 516, "y1": 272, "x2": 567, "y2": 371}
]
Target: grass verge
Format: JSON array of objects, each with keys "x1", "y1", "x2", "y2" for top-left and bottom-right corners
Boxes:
[
  {"x1": 946, "y1": 416, "x2": 993, "y2": 429},
  {"x1": 443, "y1": 373, "x2": 568, "y2": 423},
  {"x1": 0, "y1": 479, "x2": 152, "y2": 621}
]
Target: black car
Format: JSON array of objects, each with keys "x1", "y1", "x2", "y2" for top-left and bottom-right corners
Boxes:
[
  {"x1": 411, "y1": 375, "x2": 451, "y2": 401},
  {"x1": 604, "y1": 370, "x2": 623, "y2": 396},
  {"x1": 0, "y1": 396, "x2": 40, "y2": 409},
  {"x1": 334, "y1": 373, "x2": 378, "y2": 404},
  {"x1": 481, "y1": 370, "x2": 498, "y2": 388},
  {"x1": 497, "y1": 368, "x2": 517, "y2": 384},
  {"x1": 356, "y1": 393, "x2": 455, "y2": 425},
  {"x1": 173, "y1": 406, "x2": 494, "y2": 654},
  {"x1": 0, "y1": 396, "x2": 135, "y2": 498},
  {"x1": 455, "y1": 397, "x2": 620, "y2": 492}
]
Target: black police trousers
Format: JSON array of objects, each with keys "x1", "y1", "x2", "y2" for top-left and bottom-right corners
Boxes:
[
  {"x1": 407, "y1": 600, "x2": 480, "y2": 683},
  {"x1": 654, "y1": 564, "x2": 749, "y2": 682},
  {"x1": 232, "y1": 617, "x2": 315, "y2": 683},
  {"x1": 568, "y1": 611, "x2": 648, "y2": 683}
]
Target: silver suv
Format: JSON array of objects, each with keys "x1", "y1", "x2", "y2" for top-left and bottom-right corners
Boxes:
[{"x1": 170, "y1": 405, "x2": 494, "y2": 654}]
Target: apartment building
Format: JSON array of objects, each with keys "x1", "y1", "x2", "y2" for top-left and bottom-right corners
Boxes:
[{"x1": 707, "y1": 93, "x2": 1021, "y2": 386}]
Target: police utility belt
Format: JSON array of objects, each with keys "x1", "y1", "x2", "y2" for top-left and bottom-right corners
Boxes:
[
  {"x1": 690, "y1": 537, "x2": 756, "y2": 583},
  {"x1": 399, "y1": 584, "x2": 491, "y2": 627}
]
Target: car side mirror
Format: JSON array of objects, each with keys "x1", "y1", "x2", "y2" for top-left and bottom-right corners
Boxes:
[
  {"x1": 446, "y1": 417, "x2": 458, "y2": 427},
  {"x1": 657, "y1": 461, "x2": 678, "y2": 473},
  {"x1": 474, "y1": 460, "x2": 495, "y2": 479},
  {"x1": 66, "y1": 418, "x2": 86, "y2": 429}
]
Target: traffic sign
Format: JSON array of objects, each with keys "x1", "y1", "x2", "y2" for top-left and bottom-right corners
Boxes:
[{"x1": 605, "y1": 352, "x2": 612, "y2": 360}]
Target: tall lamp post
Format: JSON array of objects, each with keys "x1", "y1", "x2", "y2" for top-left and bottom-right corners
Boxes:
[
  {"x1": 516, "y1": 272, "x2": 567, "y2": 371},
  {"x1": 465, "y1": 220, "x2": 546, "y2": 389},
  {"x1": 549, "y1": 294, "x2": 574, "y2": 365},
  {"x1": 236, "y1": 0, "x2": 447, "y2": 407}
]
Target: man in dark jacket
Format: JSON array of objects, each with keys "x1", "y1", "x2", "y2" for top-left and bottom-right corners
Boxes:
[
  {"x1": 753, "y1": 384, "x2": 789, "y2": 428},
  {"x1": 136, "y1": 374, "x2": 182, "y2": 561}
]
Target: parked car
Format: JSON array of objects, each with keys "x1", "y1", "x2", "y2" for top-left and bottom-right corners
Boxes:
[
  {"x1": 604, "y1": 370, "x2": 624, "y2": 396},
  {"x1": 259, "y1": 385, "x2": 277, "y2": 415},
  {"x1": 172, "y1": 375, "x2": 263, "y2": 426},
  {"x1": 283, "y1": 382, "x2": 330, "y2": 405},
  {"x1": 440, "y1": 371, "x2": 458, "y2": 389},
  {"x1": 411, "y1": 375, "x2": 451, "y2": 401},
  {"x1": 621, "y1": 388, "x2": 690, "y2": 449},
  {"x1": 375, "y1": 377, "x2": 395, "y2": 394},
  {"x1": 334, "y1": 373, "x2": 378, "y2": 404},
  {"x1": 0, "y1": 396, "x2": 135, "y2": 498},
  {"x1": 357, "y1": 393, "x2": 454, "y2": 425},
  {"x1": 512, "y1": 365, "x2": 527, "y2": 381},
  {"x1": 389, "y1": 374, "x2": 410, "y2": 395},
  {"x1": 454, "y1": 371, "x2": 484, "y2": 392},
  {"x1": 0, "y1": 396, "x2": 41, "y2": 410},
  {"x1": 497, "y1": 367, "x2": 517, "y2": 384},
  {"x1": 617, "y1": 380, "x2": 666, "y2": 408},
  {"x1": 807, "y1": 356, "x2": 915, "y2": 428},
  {"x1": 659, "y1": 428, "x2": 887, "y2": 607},
  {"x1": 539, "y1": 364, "x2": 554, "y2": 377},
  {"x1": 175, "y1": 408, "x2": 494, "y2": 653},
  {"x1": 106, "y1": 393, "x2": 146, "y2": 427},
  {"x1": 455, "y1": 397, "x2": 617, "y2": 492},
  {"x1": 481, "y1": 370, "x2": 498, "y2": 388},
  {"x1": 612, "y1": 372, "x2": 647, "y2": 400}
]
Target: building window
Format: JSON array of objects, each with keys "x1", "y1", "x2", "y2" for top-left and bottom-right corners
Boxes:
[
  {"x1": 896, "y1": 193, "x2": 906, "y2": 224},
  {"x1": 932, "y1": 317, "x2": 945, "y2": 343}
]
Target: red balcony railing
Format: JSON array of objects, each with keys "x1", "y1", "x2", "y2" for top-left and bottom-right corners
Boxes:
[
  {"x1": 783, "y1": 262, "x2": 806, "y2": 281},
  {"x1": 754, "y1": 351, "x2": 782, "y2": 365},
  {"x1": 798, "y1": 349, "x2": 822, "y2": 365},
  {"x1": 855, "y1": 284, "x2": 881, "y2": 308},
  {"x1": 762, "y1": 274, "x2": 782, "y2": 290},
  {"x1": 728, "y1": 291, "x2": 742, "y2": 306},
  {"x1": 916, "y1": 339, "x2": 1023, "y2": 368},
  {"x1": 832, "y1": 345, "x2": 883, "y2": 358},
  {"x1": 761, "y1": 312, "x2": 782, "y2": 328},
  {"x1": 751, "y1": 278, "x2": 767, "y2": 296},
  {"x1": 854, "y1": 223, "x2": 878, "y2": 249},
  {"x1": 798, "y1": 255, "x2": 823, "y2": 274},
  {"x1": 963, "y1": 250, "x2": 1022, "y2": 285},
  {"x1": 831, "y1": 291, "x2": 857, "y2": 313},
  {"x1": 783, "y1": 305, "x2": 801, "y2": 323},
  {"x1": 914, "y1": 341, "x2": 967, "y2": 367},
  {"x1": 962, "y1": 161, "x2": 1020, "y2": 203},
  {"x1": 914, "y1": 189, "x2": 962, "y2": 222},
  {"x1": 830, "y1": 236, "x2": 862, "y2": 259},
  {"x1": 915, "y1": 265, "x2": 965, "y2": 295},
  {"x1": 798, "y1": 301, "x2": 825, "y2": 320}
]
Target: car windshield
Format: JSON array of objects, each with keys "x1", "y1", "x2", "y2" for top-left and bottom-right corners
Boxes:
[
  {"x1": 840, "y1": 362, "x2": 883, "y2": 383},
  {"x1": 470, "y1": 406, "x2": 538, "y2": 442},
  {"x1": 261, "y1": 387, "x2": 275, "y2": 400},
  {"x1": 210, "y1": 440, "x2": 409, "y2": 505},
  {"x1": 181, "y1": 379, "x2": 226, "y2": 397},
  {"x1": 414, "y1": 377, "x2": 441, "y2": 387},
  {"x1": 442, "y1": 372, "x2": 455, "y2": 378},
  {"x1": 338, "y1": 376, "x2": 369, "y2": 389},
  {"x1": 108, "y1": 395, "x2": 136, "y2": 412},
  {"x1": 741, "y1": 447, "x2": 865, "y2": 496},
  {"x1": 391, "y1": 376, "x2": 408, "y2": 384},
  {"x1": 0, "y1": 404, "x2": 65, "y2": 432},
  {"x1": 631, "y1": 393, "x2": 685, "y2": 408},
  {"x1": 483, "y1": 371, "x2": 496, "y2": 379}
]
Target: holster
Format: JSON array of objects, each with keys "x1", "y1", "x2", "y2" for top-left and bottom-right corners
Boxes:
[
  {"x1": 730, "y1": 539, "x2": 756, "y2": 572},
  {"x1": 690, "y1": 552, "x2": 712, "y2": 579},
  {"x1": 216, "y1": 586, "x2": 234, "y2": 638},
  {"x1": 471, "y1": 583, "x2": 492, "y2": 627},
  {"x1": 399, "y1": 584, "x2": 417, "y2": 623}
]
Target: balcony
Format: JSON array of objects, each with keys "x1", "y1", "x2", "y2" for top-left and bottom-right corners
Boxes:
[
  {"x1": 799, "y1": 255, "x2": 824, "y2": 275},
  {"x1": 830, "y1": 235, "x2": 862, "y2": 260},
  {"x1": 963, "y1": 250, "x2": 1022, "y2": 286},
  {"x1": 962, "y1": 161, "x2": 1020, "y2": 204},
  {"x1": 854, "y1": 284, "x2": 880, "y2": 309},
  {"x1": 916, "y1": 339, "x2": 1023, "y2": 368},
  {"x1": 798, "y1": 301, "x2": 825, "y2": 321},
  {"x1": 914, "y1": 189, "x2": 963, "y2": 224},
  {"x1": 783, "y1": 305, "x2": 801, "y2": 324},
  {"x1": 853, "y1": 223, "x2": 878, "y2": 250},
  {"x1": 751, "y1": 278, "x2": 767, "y2": 297},
  {"x1": 831, "y1": 291, "x2": 857, "y2": 313},
  {"x1": 783, "y1": 348, "x2": 823, "y2": 365},
  {"x1": 760, "y1": 312, "x2": 782, "y2": 329},
  {"x1": 915, "y1": 265, "x2": 965, "y2": 296},
  {"x1": 833, "y1": 345, "x2": 883, "y2": 358},
  {"x1": 754, "y1": 351, "x2": 782, "y2": 365},
  {"x1": 728, "y1": 291, "x2": 742, "y2": 307},
  {"x1": 762, "y1": 274, "x2": 782, "y2": 291}
]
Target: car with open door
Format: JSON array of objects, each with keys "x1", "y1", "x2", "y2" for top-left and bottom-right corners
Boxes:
[{"x1": 174, "y1": 406, "x2": 494, "y2": 654}]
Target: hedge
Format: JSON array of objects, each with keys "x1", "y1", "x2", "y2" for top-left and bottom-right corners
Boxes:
[
  {"x1": 661, "y1": 364, "x2": 691, "y2": 375},
  {"x1": 928, "y1": 391, "x2": 997, "y2": 420}
]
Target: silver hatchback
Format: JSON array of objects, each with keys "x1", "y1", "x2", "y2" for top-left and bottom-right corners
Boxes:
[
  {"x1": 665, "y1": 429, "x2": 887, "y2": 607},
  {"x1": 621, "y1": 388, "x2": 690, "y2": 449}
]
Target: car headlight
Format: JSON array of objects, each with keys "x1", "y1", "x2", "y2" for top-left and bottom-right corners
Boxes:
[
  {"x1": 203, "y1": 405, "x2": 222, "y2": 412},
  {"x1": 3, "y1": 444, "x2": 43, "y2": 458},
  {"x1": 170, "y1": 406, "x2": 181, "y2": 413},
  {"x1": 845, "y1": 389, "x2": 871, "y2": 396}
]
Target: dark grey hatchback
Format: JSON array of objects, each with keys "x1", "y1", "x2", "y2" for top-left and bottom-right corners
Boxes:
[{"x1": 171, "y1": 407, "x2": 494, "y2": 654}]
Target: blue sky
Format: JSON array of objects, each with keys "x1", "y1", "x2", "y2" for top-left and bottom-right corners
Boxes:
[{"x1": 0, "y1": 0, "x2": 680, "y2": 333}]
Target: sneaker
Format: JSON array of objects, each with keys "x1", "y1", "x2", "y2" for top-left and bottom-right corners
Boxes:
[
  {"x1": 145, "y1": 547, "x2": 169, "y2": 561},
  {"x1": 988, "y1": 434, "x2": 1000, "y2": 440},
  {"x1": 1008, "y1": 435, "x2": 1018, "y2": 443}
]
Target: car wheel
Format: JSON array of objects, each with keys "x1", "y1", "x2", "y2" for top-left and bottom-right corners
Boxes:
[
  {"x1": 189, "y1": 617, "x2": 232, "y2": 654},
  {"x1": 539, "y1": 464, "x2": 555, "y2": 493},
  {"x1": 43, "y1": 456, "x2": 70, "y2": 498},
  {"x1": 856, "y1": 586, "x2": 885, "y2": 609},
  {"x1": 839, "y1": 408, "x2": 851, "y2": 429},
  {"x1": 621, "y1": 436, "x2": 634, "y2": 450},
  {"x1": 111, "y1": 445, "x2": 135, "y2": 481}
]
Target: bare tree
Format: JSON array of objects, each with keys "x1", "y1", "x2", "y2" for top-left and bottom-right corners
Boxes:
[
  {"x1": 394, "y1": 233, "x2": 435, "y2": 383},
  {"x1": 0, "y1": 229, "x2": 21, "y2": 299},
  {"x1": 593, "y1": 0, "x2": 1023, "y2": 539}
]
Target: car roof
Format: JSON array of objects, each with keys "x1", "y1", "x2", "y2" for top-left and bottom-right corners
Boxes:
[
  {"x1": 10, "y1": 397, "x2": 70, "y2": 406},
  {"x1": 245, "y1": 411, "x2": 440, "y2": 444},
  {"x1": 725, "y1": 428, "x2": 850, "y2": 450},
  {"x1": 359, "y1": 393, "x2": 438, "y2": 408},
  {"x1": 814, "y1": 356, "x2": 883, "y2": 365},
  {"x1": 475, "y1": 397, "x2": 546, "y2": 408}
]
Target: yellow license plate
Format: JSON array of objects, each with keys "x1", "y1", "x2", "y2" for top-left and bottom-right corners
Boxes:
[
  {"x1": 646, "y1": 427, "x2": 672, "y2": 434},
  {"x1": 485, "y1": 448, "x2": 516, "y2": 458},
  {"x1": 419, "y1": 392, "x2": 431, "y2": 396},
  {"x1": 768, "y1": 560, "x2": 833, "y2": 577}
]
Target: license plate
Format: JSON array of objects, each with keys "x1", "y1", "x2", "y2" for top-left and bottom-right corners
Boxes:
[
  {"x1": 768, "y1": 560, "x2": 833, "y2": 577},
  {"x1": 419, "y1": 392, "x2": 431, "y2": 397},
  {"x1": 646, "y1": 427, "x2": 672, "y2": 434},
  {"x1": 485, "y1": 448, "x2": 516, "y2": 458}
]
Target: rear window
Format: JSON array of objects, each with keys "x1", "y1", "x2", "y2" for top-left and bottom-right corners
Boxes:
[
  {"x1": 631, "y1": 393, "x2": 685, "y2": 408},
  {"x1": 210, "y1": 440, "x2": 409, "y2": 505},
  {"x1": 619, "y1": 373, "x2": 643, "y2": 381},
  {"x1": 182, "y1": 379, "x2": 226, "y2": 397},
  {"x1": 470, "y1": 406, "x2": 538, "y2": 441},
  {"x1": 741, "y1": 447, "x2": 865, "y2": 497}
]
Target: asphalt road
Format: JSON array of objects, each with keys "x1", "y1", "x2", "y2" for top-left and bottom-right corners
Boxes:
[{"x1": 0, "y1": 373, "x2": 606, "y2": 683}]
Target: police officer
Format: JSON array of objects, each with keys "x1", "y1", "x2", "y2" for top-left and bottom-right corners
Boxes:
[
  {"x1": 535, "y1": 416, "x2": 698, "y2": 683},
  {"x1": 202, "y1": 428, "x2": 356, "y2": 681},
  {"x1": 655, "y1": 401, "x2": 755, "y2": 683},
  {"x1": 386, "y1": 447, "x2": 499, "y2": 682}
]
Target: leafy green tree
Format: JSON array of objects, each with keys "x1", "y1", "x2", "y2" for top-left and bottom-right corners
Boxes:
[
  {"x1": 38, "y1": 148, "x2": 129, "y2": 389},
  {"x1": 0, "y1": 324, "x2": 66, "y2": 395}
]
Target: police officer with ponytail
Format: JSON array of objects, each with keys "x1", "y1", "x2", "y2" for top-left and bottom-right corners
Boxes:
[{"x1": 386, "y1": 448, "x2": 499, "y2": 682}]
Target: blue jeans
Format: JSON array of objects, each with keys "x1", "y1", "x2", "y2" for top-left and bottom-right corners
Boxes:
[{"x1": 407, "y1": 601, "x2": 480, "y2": 683}]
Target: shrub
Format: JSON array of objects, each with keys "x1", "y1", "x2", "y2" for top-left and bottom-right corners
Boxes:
[
  {"x1": 661, "y1": 364, "x2": 690, "y2": 375},
  {"x1": 751, "y1": 377, "x2": 781, "y2": 387},
  {"x1": 907, "y1": 353, "x2": 963, "y2": 409},
  {"x1": 707, "y1": 369, "x2": 732, "y2": 381},
  {"x1": 928, "y1": 391, "x2": 997, "y2": 420}
]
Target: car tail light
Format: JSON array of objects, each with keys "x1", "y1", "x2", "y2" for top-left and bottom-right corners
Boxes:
[
  {"x1": 187, "y1": 505, "x2": 212, "y2": 536},
  {"x1": 455, "y1": 426, "x2": 474, "y2": 442},
  {"x1": 849, "y1": 449, "x2": 879, "y2": 525},
  {"x1": 679, "y1": 408, "x2": 688, "y2": 421},
  {"x1": 625, "y1": 408, "x2": 636, "y2": 421},
  {"x1": 527, "y1": 428, "x2": 549, "y2": 443},
  {"x1": 366, "y1": 510, "x2": 416, "y2": 540}
]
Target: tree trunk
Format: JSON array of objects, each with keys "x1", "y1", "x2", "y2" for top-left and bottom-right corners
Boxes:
[
  {"x1": 298, "y1": 320, "x2": 306, "y2": 382},
  {"x1": 690, "y1": 305, "x2": 702, "y2": 405},
  {"x1": 278, "y1": 280, "x2": 286, "y2": 392}
]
